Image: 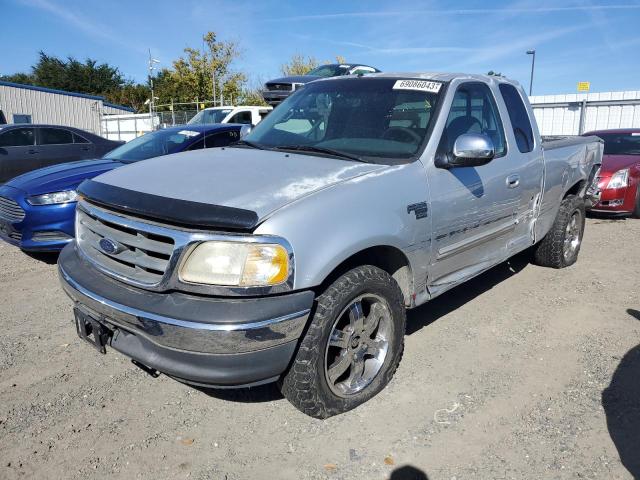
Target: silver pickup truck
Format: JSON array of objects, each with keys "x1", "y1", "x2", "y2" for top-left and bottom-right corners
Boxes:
[{"x1": 58, "y1": 73, "x2": 602, "y2": 418}]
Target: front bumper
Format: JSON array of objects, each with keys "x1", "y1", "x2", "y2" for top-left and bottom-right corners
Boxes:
[
  {"x1": 588, "y1": 181, "x2": 637, "y2": 215},
  {"x1": 58, "y1": 243, "x2": 314, "y2": 387},
  {"x1": 0, "y1": 186, "x2": 75, "y2": 251}
]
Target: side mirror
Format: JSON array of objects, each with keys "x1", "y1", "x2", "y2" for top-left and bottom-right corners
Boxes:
[
  {"x1": 239, "y1": 124, "x2": 253, "y2": 138},
  {"x1": 437, "y1": 133, "x2": 495, "y2": 168}
]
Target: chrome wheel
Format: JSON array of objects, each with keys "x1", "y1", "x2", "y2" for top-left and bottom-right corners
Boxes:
[
  {"x1": 324, "y1": 294, "x2": 392, "y2": 397},
  {"x1": 563, "y1": 210, "x2": 582, "y2": 261}
]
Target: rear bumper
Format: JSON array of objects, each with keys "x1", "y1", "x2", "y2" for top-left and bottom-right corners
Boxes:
[{"x1": 58, "y1": 244, "x2": 314, "y2": 387}]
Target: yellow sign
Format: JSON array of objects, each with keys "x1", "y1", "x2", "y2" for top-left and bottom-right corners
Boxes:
[
  {"x1": 200, "y1": 103, "x2": 205, "y2": 109},
  {"x1": 577, "y1": 81, "x2": 590, "y2": 92}
]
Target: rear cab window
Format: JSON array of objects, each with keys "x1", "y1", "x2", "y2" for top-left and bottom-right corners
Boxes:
[
  {"x1": 499, "y1": 83, "x2": 535, "y2": 153},
  {"x1": 0, "y1": 127, "x2": 35, "y2": 147}
]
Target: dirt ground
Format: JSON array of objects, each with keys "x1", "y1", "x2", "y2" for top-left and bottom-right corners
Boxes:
[{"x1": 1, "y1": 217, "x2": 639, "y2": 480}]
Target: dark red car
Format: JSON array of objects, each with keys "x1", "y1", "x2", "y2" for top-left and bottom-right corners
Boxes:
[{"x1": 583, "y1": 129, "x2": 640, "y2": 217}]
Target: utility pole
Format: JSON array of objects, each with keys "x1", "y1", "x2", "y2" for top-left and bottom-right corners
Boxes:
[
  {"x1": 526, "y1": 49, "x2": 536, "y2": 96},
  {"x1": 212, "y1": 69, "x2": 216, "y2": 106},
  {"x1": 148, "y1": 49, "x2": 160, "y2": 128}
]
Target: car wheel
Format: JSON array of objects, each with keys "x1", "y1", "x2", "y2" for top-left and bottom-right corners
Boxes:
[
  {"x1": 279, "y1": 265, "x2": 406, "y2": 419},
  {"x1": 533, "y1": 194, "x2": 586, "y2": 268}
]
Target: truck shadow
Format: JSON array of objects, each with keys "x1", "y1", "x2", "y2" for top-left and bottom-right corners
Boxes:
[
  {"x1": 193, "y1": 381, "x2": 284, "y2": 404},
  {"x1": 406, "y1": 251, "x2": 530, "y2": 335},
  {"x1": 195, "y1": 252, "x2": 531, "y2": 405},
  {"x1": 601, "y1": 308, "x2": 640, "y2": 479}
]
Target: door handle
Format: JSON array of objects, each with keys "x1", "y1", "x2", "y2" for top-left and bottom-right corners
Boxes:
[
  {"x1": 81, "y1": 147, "x2": 90, "y2": 151},
  {"x1": 506, "y1": 174, "x2": 520, "y2": 188},
  {"x1": 27, "y1": 149, "x2": 38, "y2": 154}
]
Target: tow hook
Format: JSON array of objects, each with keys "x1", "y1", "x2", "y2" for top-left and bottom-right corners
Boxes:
[{"x1": 131, "y1": 359, "x2": 161, "y2": 378}]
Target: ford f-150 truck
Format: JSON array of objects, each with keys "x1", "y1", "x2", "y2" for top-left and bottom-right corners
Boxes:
[{"x1": 58, "y1": 73, "x2": 602, "y2": 418}]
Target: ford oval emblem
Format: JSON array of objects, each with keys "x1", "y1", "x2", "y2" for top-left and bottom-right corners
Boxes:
[{"x1": 99, "y1": 238, "x2": 120, "y2": 255}]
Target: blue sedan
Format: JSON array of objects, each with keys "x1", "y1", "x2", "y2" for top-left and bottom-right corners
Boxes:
[{"x1": 0, "y1": 123, "x2": 244, "y2": 251}]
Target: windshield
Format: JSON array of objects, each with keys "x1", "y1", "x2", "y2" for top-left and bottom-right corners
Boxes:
[
  {"x1": 188, "y1": 109, "x2": 232, "y2": 125},
  {"x1": 307, "y1": 65, "x2": 349, "y2": 77},
  {"x1": 598, "y1": 133, "x2": 640, "y2": 155},
  {"x1": 103, "y1": 128, "x2": 202, "y2": 162},
  {"x1": 243, "y1": 77, "x2": 443, "y2": 163}
]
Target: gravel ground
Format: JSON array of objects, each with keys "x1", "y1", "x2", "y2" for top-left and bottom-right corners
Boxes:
[{"x1": 1, "y1": 217, "x2": 639, "y2": 480}]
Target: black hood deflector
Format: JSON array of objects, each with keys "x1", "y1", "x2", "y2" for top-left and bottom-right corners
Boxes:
[{"x1": 78, "y1": 180, "x2": 259, "y2": 231}]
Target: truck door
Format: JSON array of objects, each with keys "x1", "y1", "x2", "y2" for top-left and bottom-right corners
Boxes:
[
  {"x1": 497, "y1": 83, "x2": 544, "y2": 252},
  {"x1": 426, "y1": 81, "x2": 525, "y2": 292}
]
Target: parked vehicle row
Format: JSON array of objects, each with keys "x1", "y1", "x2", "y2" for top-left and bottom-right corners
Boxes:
[
  {"x1": 56, "y1": 72, "x2": 602, "y2": 418},
  {"x1": 0, "y1": 124, "x2": 246, "y2": 251}
]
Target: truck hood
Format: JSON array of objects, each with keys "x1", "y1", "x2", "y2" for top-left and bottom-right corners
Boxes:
[
  {"x1": 267, "y1": 75, "x2": 321, "y2": 84},
  {"x1": 5, "y1": 159, "x2": 123, "y2": 195},
  {"x1": 91, "y1": 147, "x2": 386, "y2": 220},
  {"x1": 599, "y1": 154, "x2": 640, "y2": 175}
]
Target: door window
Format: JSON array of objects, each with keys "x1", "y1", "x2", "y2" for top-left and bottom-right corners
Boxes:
[
  {"x1": 440, "y1": 82, "x2": 506, "y2": 157},
  {"x1": 499, "y1": 84, "x2": 534, "y2": 153},
  {"x1": 0, "y1": 128, "x2": 35, "y2": 147},
  {"x1": 73, "y1": 133, "x2": 90, "y2": 144},
  {"x1": 39, "y1": 128, "x2": 74, "y2": 145},
  {"x1": 228, "y1": 111, "x2": 253, "y2": 124}
]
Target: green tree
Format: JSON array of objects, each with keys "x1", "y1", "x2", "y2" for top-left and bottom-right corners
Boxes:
[
  {"x1": 104, "y1": 83, "x2": 150, "y2": 113},
  {"x1": 1, "y1": 72, "x2": 35, "y2": 84},
  {"x1": 30, "y1": 51, "x2": 125, "y2": 94},
  {"x1": 280, "y1": 54, "x2": 319, "y2": 76},
  {"x1": 154, "y1": 31, "x2": 246, "y2": 107}
]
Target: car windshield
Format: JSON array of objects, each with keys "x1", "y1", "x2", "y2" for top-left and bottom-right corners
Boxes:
[
  {"x1": 307, "y1": 64, "x2": 349, "y2": 77},
  {"x1": 243, "y1": 77, "x2": 443, "y2": 163},
  {"x1": 188, "y1": 109, "x2": 232, "y2": 125},
  {"x1": 598, "y1": 133, "x2": 640, "y2": 155},
  {"x1": 103, "y1": 129, "x2": 202, "y2": 162}
]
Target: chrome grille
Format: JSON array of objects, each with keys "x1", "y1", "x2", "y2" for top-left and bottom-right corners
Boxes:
[
  {"x1": 0, "y1": 196, "x2": 25, "y2": 222},
  {"x1": 76, "y1": 206, "x2": 174, "y2": 285},
  {"x1": 265, "y1": 83, "x2": 292, "y2": 92}
]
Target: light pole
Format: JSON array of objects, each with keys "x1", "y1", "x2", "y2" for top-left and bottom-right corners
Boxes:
[{"x1": 526, "y1": 49, "x2": 536, "y2": 96}]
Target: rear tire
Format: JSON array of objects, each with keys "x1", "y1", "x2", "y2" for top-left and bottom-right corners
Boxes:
[
  {"x1": 533, "y1": 194, "x2": 585, "y2": 268},
  {"x1": 279, "y1": 265, "x2": 406, "y2": 419}
]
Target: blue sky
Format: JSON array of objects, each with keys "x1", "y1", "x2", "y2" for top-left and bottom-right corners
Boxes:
[{"x1": 2, "y1": 0, "x2": 640, "y2": 95}]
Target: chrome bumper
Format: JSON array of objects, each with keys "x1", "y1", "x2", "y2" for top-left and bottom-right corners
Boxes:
[{"x1": 58, "y1": 244, "x2": 313, "y2": 355}]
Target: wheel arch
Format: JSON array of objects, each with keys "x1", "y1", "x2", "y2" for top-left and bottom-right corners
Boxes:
[{"x1": 313, "y1": 245, "x2": 414, "y2": 306}]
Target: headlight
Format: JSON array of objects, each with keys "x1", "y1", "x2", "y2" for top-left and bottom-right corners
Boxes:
[
  {"x1": 179, "y1": 241, "x2": 290, "y2": 287},
  {"x1": 292, "y1": 83, "x2": 304, "y2": 91},
  {"x1": 606, "y1": 168, "x2": 629, "y2": 189},
  {"x1": 27, "y1": 190, "x2": 78, "y2": 205}
]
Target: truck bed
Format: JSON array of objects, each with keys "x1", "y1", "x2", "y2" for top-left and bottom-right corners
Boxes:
[{"x1": 542, "y1": 135, "x2": 603, "y2": 150}]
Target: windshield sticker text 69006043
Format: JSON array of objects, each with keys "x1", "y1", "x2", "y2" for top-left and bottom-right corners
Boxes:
[{"x1": 392, "y1": 80, "x2": 442, "y2": 93}]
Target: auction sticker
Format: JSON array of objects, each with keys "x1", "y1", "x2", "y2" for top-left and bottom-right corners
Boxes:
[{"x1": 393, "y1": 79, "x2": 442, "y2": 93}]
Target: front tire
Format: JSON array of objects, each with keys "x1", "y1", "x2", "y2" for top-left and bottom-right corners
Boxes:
[
  {"x1": 279, "y1": 265, "x2": 406, "y2": 419},
  {"x1": 533, "y1": 194, "x2": 585, "y2": 268}
]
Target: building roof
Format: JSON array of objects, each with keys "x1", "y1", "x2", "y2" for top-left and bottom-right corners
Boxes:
[{"x1": 0, "y1": 80, "x2": 134, "y2": 112}]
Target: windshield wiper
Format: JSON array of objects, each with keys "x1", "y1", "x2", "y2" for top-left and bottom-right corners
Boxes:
[
  {"x1": 231, "y1": 139, "x2": 271, "y2": 150},
  {"x1": 274, "y1": 145, "x2": 364, "y2": 162}
]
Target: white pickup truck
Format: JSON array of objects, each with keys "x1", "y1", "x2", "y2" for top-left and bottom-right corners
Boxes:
[
  {"x1": 187, "y1": 105, "x2": 272, "y2": 126},
  {"x1": 59, "y1": 73, "x2": 602, "y2": 418}
]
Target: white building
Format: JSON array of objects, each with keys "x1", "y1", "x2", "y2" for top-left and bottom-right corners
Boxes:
[
  {"x1": 0, "y1": 80, "x2": 133, "y2": 136},
  {"x1": 530, "y1": 90, "x2": 640, "y2": 136}
]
